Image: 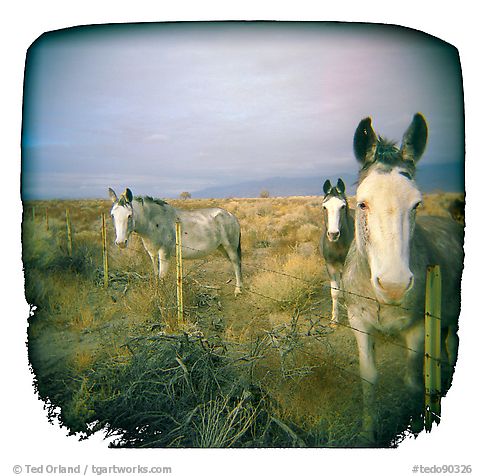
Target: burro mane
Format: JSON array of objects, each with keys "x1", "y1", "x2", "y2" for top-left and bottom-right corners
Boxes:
[
  {"x1": 134, "y1": 196, "x2": 169, "y2": 208},
  {"x1": 358, "y1": 136, "x2": 416, "y2": 182}
]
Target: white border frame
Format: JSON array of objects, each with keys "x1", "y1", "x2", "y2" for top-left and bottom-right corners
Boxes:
[{"x1": 2, "y1": 2, "x2": 483, "y2": 475}]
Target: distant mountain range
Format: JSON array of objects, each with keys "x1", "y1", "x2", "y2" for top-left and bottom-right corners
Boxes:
[{"x1": 191, "y1": 162, "x2": 464, "y2": 198}]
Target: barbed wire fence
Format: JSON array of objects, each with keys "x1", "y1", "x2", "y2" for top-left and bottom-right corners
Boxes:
[
  {"x1": 33, "y1": 204, "x2": 448, "y2": 370},
  {"x1": 112, "y1": 228, "x2": 445, "y2": 436},
  {"x1": 27, "y1": 204, "x2": 447, "y2": 443},
  {"x1": 74, "y1": 209, "x2": 447, "y2": 385}
]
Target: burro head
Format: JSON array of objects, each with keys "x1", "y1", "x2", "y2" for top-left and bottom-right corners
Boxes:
[
  {"x1": 353, "y1": 113, "x2": 428, "y2": 305},
  {"x1": 322, "y1": 178, "x2": 347, "y2": 242},
  {"x1": 109, "y1": 187, "x2": 134, "y2": 249}
]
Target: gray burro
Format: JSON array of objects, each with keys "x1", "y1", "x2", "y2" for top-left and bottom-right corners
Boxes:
[
  {"x1": 109, "y1": 187, "x2": 243, "y2": 296},
  {"x1": 319, "y1": 177, "x2": 354, "y2": 326},
  {"x1": 342, "y1": 113, "x2": 464, "y2": 445}
]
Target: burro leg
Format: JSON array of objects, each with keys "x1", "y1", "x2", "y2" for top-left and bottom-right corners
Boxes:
[
  {"x1": 349, "y1": 311, "x2": 378, "y2": 446},
  {"x1": 142, "y1": 238, "x2": 160, "y2": 278},
  {"x1": 404, "y1": 321, "x2": 425, "y2": 392},
  {"x1": 220, "y1": 242, "x2": 243, "y2": 296},
  {"x1": 158, "y1": 248, "x2": 170, "y2": 280},
  {"x1": 330, "y1": 279, "x2": 340, "y2": 325},
  {"x1": 326, "y1": 263, "x2": 342, "y2": 326}
]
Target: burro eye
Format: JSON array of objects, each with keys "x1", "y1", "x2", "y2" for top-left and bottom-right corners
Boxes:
[
  {"x1": 357, "y1": 201, "x2": 368, "y2": 211},
  {"x1": 412, "y1": 201, "x2": 422, "y2": 211}
]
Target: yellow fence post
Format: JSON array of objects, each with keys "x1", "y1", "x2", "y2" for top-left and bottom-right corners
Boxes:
[
  {"x1": 66, "y1": 209, "x2": 73, "y2": 256},
  {"x1": 175, "y1": 219, "x2": 184, "y2": 327},
  {"x1": 424, "y1": 264, "x2": 442, "y2": 431},
  {"x1": 101, "y1": 213, "x2": 109, "y2": 289}
]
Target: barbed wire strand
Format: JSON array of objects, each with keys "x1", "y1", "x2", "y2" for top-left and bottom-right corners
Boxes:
[
  {"x1": 71, "y1": 215, "x2": 453, "y2": 369},
  {"x1": 107, "y1": 236, "x2": 452, "y2": 365},
  {"x1": 241, "y1": 281, "x2": 449, "y2": 366},
  {"x1": 108, "y1": 238, "x2": 383, "y2": 379},
  {"x1": 178, "y1": 242, "x2": 442, "y2": 321},
  {"x1": 105, "y1": 226, "x2": 442, "y2": 323}
]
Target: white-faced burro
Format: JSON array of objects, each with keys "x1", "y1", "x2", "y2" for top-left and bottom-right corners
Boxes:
[
  {"x1": 319, "y1": 178, "x2": 354, "y2": 326},
  {"x1": 109, "y1": 188, "x2": 243, "y2": 295},
  {"x1": 342, "y1": 114, "x2": 464, "y2": 444}
]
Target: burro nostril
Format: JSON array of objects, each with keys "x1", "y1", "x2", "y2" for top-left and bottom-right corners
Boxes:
[
  {"x1": 327, "y1": 231, "x2": 340, "y2": 241},
  {"x1": 374, "y1": 273, "x2": 414, "y2": 302}
]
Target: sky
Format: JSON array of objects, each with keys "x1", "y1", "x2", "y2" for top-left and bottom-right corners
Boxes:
[{"x1": 21, "y1": 22, "x2": 464, "y2": 199}]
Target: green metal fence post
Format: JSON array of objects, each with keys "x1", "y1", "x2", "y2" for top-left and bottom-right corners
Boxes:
[{"x1": 424, "y1": 264, "x2": 442, "y2": 431}]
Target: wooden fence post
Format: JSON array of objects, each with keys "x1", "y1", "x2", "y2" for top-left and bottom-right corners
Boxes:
[
  {"x1": 424, "y1": 264, "x2": 442, "y2": 431},
  {"x1": 101, "y1": 213, "x2": 109, "y2": 289},
  {"x1": 32, "y1": 206, "x2": 36, "y2": 222},
  {"x1": 175, "y1": 219, "x2": 184, "y2": 326},
  {"x1": 45, "y1": 208, "x2": 49, "y2": 231},
  {"x1": 66, "y1": 209, "x2": 73, "y2": 256}
]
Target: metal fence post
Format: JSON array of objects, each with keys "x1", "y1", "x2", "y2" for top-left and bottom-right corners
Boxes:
[
  {"x1": 66, "y1": 209, "x2": 73, "y2": 256},
  {"x1": 175, "y1": 219, "x2": 184, "y2": 326},
  {"x1": 424, "y1": 264, "x2": 442, "y2": 431},
  {"x1": 101, "y1": 213, "x2": 109, "y2": 289}
]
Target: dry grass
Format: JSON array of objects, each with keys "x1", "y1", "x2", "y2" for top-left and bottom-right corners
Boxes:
[
  {"x1": 418, "y1": 192, "x2": 464, "y2": 218},
  {"x1": 24, "y1": 192, "x2": 464, "y2": 447},
  {"x1": 193, "y1": 394, "x2": 258, "y2": 447},
  {"x1": 249, "y1": 252, "x2": 322, "y2": 310},
  {"x1": 70, "y1": 348, "x2": 96, "y2": 374}
]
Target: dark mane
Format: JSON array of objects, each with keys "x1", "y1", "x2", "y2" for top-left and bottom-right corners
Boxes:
[
  {"x1": 359, "y1": 136, "x2": 416, "y2": 182},
  {"x1": 135, "y1": 196, "x2": 169, "y2": 207},
  {"x1": 323, "y1": 187, "x2": 349, "y2": 207},
  {"x1": 375, "y1": 137, "x2": 399, "y2": 161}
]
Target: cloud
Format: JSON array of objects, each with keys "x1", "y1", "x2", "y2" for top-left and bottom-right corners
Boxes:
[
  {"x1": 144, "y1": 133, "x2": 170, "y2": 143},
  {"x1": 22, "y1": 23, "x2": 464, "y2": 199}
]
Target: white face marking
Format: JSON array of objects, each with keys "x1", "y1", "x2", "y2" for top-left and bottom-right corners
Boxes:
[
  {"x1": 111, "y1": 203, "x2": 133, "y2": 248},
  {"x1": 356, "y1": 169, "x2": 422, "y2": 304},
  {"x1": 323, "y1": 196, "x2": 346, "y2": 241}
]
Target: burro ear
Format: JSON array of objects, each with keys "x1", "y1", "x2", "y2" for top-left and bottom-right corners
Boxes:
[
  {"x1": 323, "y1": 179, "x2": 332, "y2": 195},
  {"x1": 108, "y1": 187, "x2": 118, "y2": 203},
  {"x1": 400, "y1": 113, "x2": 428, "y2": 163},
  {"x1": 336, "y1": 178, "x2": 345, "y2": 194},
  {"x1": 124, "y1": 188, "x2": 133, "y2": 203},
  {"x1": 353, "y1": 117, "x2": 378, "y2": 164}
]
